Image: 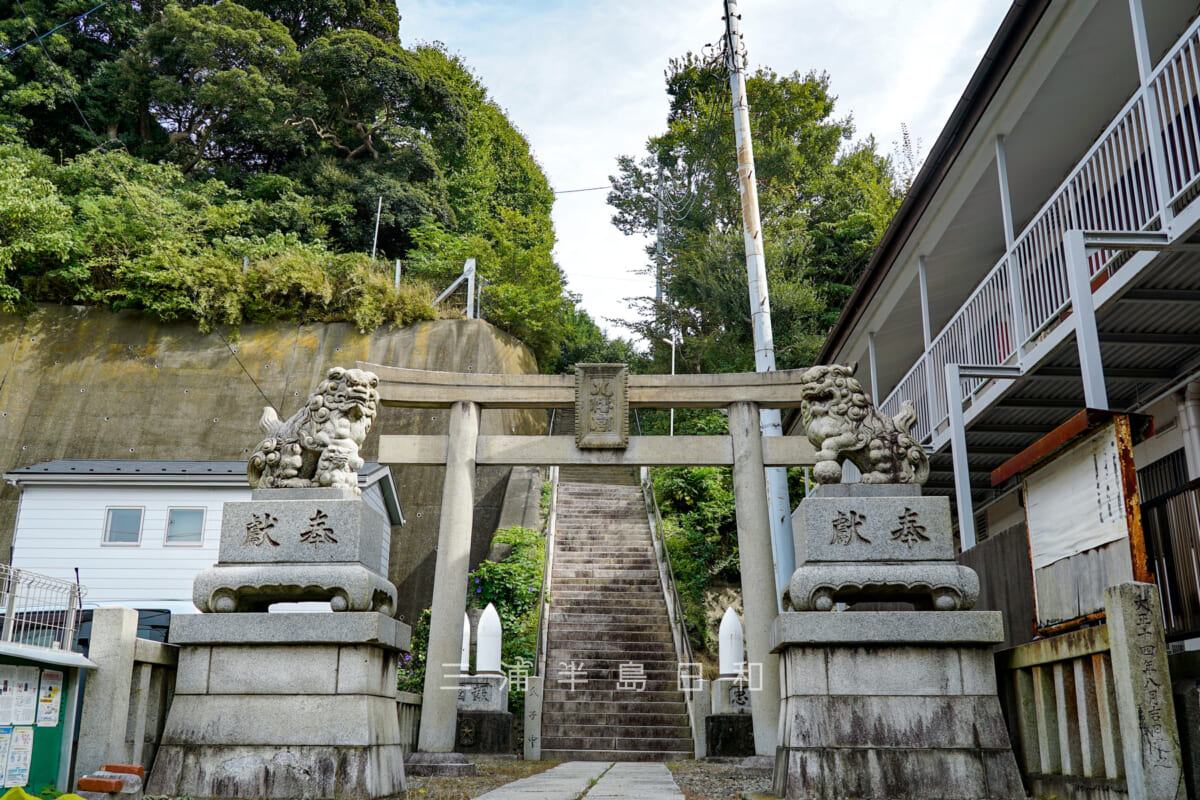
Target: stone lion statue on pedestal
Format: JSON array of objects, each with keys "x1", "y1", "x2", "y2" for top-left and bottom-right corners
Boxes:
[
  {"x1": 799, "y1": 363, "x2": 929, "y2": 485},
  {"x1": 247, "y1": 366, "x2": 380, "y2": 493}
]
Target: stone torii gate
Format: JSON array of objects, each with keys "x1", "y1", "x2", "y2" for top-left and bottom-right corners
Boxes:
[{"x1": 362, "y1": 362, "x2": 817, "y2": 760}]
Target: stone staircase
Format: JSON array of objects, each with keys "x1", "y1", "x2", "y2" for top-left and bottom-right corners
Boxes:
[{"x1": 540, "y1": 467, "x2": 693, "y2": 761}]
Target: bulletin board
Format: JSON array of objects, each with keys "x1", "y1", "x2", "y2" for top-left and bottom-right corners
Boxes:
[
  {"x1": 0, "y1": 656, "x2": 67, "y2": 794},
  {"x1": 1020, "y1": 415, "x2": 1148, "y2": 632}
]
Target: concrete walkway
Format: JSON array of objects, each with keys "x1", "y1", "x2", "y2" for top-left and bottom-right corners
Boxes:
[{"x1": 474, "y1": 761, "x2": 685, "y2": 800}]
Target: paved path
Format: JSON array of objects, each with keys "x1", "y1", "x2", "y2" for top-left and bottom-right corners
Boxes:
[{"x1": 475, "y1": 761, "x2": 685, "y2": 800}]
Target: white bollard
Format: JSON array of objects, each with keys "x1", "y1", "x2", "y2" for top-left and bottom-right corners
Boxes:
[
  {"x1": 461, "y1": 612, "x2": 471, "y2": 673},
  {"x1": 476, "y1": 603, "x2": 503, "y2": 675},
  {"x1": 718, "y1": 606, "x2": 745, "y2": 678}
]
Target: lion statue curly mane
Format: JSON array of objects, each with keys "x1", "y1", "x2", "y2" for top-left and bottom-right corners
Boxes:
[
  {"x1": 247, "y1": 366, "x2": 380, "y2": 493},
  {"x1": 799, "y1": 363, "x2": 929, "y2": 485}
]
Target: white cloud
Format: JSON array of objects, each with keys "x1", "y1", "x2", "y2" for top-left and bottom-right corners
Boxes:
[{"x1": 397, "y1": 0, "x2": 1010, "y2": 344}]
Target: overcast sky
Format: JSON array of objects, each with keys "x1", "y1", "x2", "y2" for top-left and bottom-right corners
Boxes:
[{"x1": 396, "y1": 1, "x2": 1012, "y2": 343}]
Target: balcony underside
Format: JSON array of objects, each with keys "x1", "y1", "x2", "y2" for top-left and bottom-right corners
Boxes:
[{"x1": 925, "y1": 241, "x2": 1200, "y2": 508}]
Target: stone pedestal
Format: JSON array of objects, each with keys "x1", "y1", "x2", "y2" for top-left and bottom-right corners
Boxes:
[
  {"x1": 773, "y1": 485, "x2": 1023, "y2": 799},
  {"x1": 707, "y1": 715, "x2": 755, "y2": 758},
  {"x1": 193, "y1": 488, "x2": 397, "y2": 615},
  {"x1": 771, "y1": 611, "x2": 1024, "y2": 799},
  {"x1": 146, "y1": 612, "x2": 411, "y2": 800},
  {"x1": 454, "y1": 674, "x2": 512, "y2": 755}
]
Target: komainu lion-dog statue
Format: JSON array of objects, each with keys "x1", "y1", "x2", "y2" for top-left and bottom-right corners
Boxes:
[
  {"x1": 799, "y1": 363, "x2": 929, "y2": 485},
  {"x1": 247, "y1": 366, "x2": 380, "y2": 493}
]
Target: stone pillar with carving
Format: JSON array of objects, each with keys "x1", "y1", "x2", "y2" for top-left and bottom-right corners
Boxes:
[
  {"x1": 770, "y1": 364, "x2": 1024, "y2": 799},
  {"x1": 147, "y1": 367, "x2": 412, "y2": 800}
]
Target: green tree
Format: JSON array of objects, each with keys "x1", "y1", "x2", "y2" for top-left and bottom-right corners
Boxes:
[
  {"x1": 96, "y1": 3, "x2": 300, "y2": 174},
  {"x1": 234, "y1": 0, "x2": 399, "y2": 46},
  {"x1": 609, "y1": 55, "x2": 901, "y2": 374}
]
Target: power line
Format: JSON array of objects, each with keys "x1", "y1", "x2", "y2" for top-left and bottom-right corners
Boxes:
[
  {"x1": 554, "y1": 186, "x2": 609, "y2": 194},
  {"x1": 1, "y1": 0, "x2": 111, "y2": 59},
  {"x1": 216, "y1": 331, "x2": 280, "y2": 416},
  {"x1": 12, "y1": 0, "x2": 150, "y2": 224}
]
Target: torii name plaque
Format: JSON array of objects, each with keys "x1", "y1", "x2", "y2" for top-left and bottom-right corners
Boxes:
[{"x1": 575, "y1": 364, "x2": 629, "y2": 449}]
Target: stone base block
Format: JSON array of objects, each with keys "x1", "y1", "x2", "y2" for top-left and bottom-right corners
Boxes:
[
  {"x1": 706, "y1": 714, "x2": 754, "y2": 758},
  {"x1": 454, "y1": 711, "x2": 513, "y2": 754},
  {"x1": 711, "y1": 676, "x2": 752, "y2": 715},
  {"x1": 457, "y1": 674, "x2": 508, "y2": 712},
  {"x1": 193, "y1": 563, "x2": 398, "y2": 615},
  {"x1": 404, "y1": 751, "x2": 477, "y2": 777},
  {"x1": 149, "y1": 613, "x2": 408, "y2": 799},
  {"x1": 772, "y1": 611, "x2": 1023, "y2": 799},
  {"x1": 786, "y1": 562, "x2": 979, "y2": 611},
  {"x1": 169, "y1": 610, "x2": 409, "y2": 649},
  {"x1": 147, "y1": 744, "x2": 406, "y2": 800}
]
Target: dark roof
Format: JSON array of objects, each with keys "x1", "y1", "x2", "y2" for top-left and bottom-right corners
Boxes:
[
  {"x1": 8, "y1": 460, "x2": 246, "y2": 477},
  {"x1": 6, "y1": 459, "x2": 389, "y2": 480},
  {"x1": 5, "y1": 459, "x2": 404, "y2": 525},
  {"x1": 816, "y1": 0, "x2": 1051, "y2": 364}
]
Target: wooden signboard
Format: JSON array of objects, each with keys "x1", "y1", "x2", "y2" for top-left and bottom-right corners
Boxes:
[{"x1": 992, "y1": 411, "x2": 1150, "y2": 634}]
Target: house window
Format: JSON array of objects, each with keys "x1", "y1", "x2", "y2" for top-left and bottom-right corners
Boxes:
[
  {"x1": 103, "y1": 508, "x2": 143, "y2": 545},
  {"x1": 165, "y1": 508, "x2": 205, "y2": 545}
]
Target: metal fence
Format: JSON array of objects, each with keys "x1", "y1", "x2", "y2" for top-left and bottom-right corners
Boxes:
[
  {"x1": 0, "y1": 565, "x2": 84, "y2": 651},
  {"x1": 1142, "y1": 481, "x2": 1200, "y2": 637}
]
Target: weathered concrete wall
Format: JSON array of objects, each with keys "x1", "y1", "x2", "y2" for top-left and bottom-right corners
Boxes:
[{"x1": 0, "y1": 306, "x2": 548, "y2": 625}]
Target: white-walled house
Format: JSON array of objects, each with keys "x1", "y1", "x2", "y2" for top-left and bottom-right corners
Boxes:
[{"x1": 2, "y1": 460, "x2": 403, "y2": 616}]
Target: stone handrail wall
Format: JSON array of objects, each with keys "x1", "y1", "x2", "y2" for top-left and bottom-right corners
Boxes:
[
  {"x1": 396, "y1": 691, "x2": 422, "y2": 756},
  {"x1": 76, "y1": 608, "x2": 179, "y2": 783},
  {"x1": 640, "y1": 466, "x2": 706, "y2": 758}
]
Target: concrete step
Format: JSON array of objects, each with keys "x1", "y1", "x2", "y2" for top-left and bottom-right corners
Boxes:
[
  {"x1": 552, "y1": 567, "x2": 660, "y2": 576},
  {"x1": 543, "y1": 688, "x2": 684, "y2": 703},
  {"x1": 540, "y1": 701, "x2": 688, "y2": 717},
  {"x1": 548, "y1": 614, "x2": 670, "y2": 628},
  {"x1": 541, "y1": 723, "x2": 693, "y2": 740},
  {"x1": 549, "y1": 578, "x2": 662, "y2": 585},
  {"x1": 540, "y1": 735, "x2": 693, "y2": 752},
  {"x1": 539, "y1": 748, "x2": 691, "y2": 762},
  {"x1": 549, "y1": 623, "x2": 671, "y2": 636},
  {"x1": 548, "y1": 629, "x2": 674, "y2": 644},
  {"x1": 546, "y1": 646, "x2": 678, "y2": 661},
  {"x1": 551, "y1": 596, "x2": 666, "y2": 607}
]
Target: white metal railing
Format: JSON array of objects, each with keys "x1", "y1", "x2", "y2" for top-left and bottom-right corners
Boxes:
[
  {"x1": 879, "y1": 356, "x2": 931, "y2": 443},
  {"x1": 0, "y1": 565, "x2": 84, "y2": 651},
  {"x1": 1153, "y1": 22, "x2": 1200, "y2": 205},
  {"x1": 881, "y1": 13, "x2": 1200, "y2": 443}
]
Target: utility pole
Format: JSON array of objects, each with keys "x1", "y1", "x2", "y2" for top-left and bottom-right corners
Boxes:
[
  {"x1": 723, "y1": 0, "x2": 795, "y2": 608},
  {"x1": 655, "y1": 164, "x2": 665, "y2": 306}
]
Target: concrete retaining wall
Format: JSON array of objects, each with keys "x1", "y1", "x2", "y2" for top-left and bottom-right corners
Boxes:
[{"x1": 0, "y1": 306, "x2": 548, "y2": 625}]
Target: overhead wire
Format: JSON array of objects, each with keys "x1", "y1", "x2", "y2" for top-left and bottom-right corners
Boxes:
[
  {"x1": 12, "y1": 0, "x2": 148, "y2": 221},
  {"x1": 1, "y1": 0, "x2": 111, "y2": 59}
]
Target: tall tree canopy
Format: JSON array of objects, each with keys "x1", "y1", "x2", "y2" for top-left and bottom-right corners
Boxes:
[
  {"x1": 0, "y1": 0, "x2": 583, "y2": 367},
  {"x1": 609, "y1": 55, "x2": 901, "y2": 374}
]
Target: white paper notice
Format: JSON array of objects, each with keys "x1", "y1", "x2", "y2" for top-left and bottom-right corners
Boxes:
[
  {"x1": 0, "y1": 728, "x2": 13, "y2": 781},
  {"x1": 4, "y1": 726, "x2": 33, "y2": 788},
  {"x1": 0, "y1": 668, "x2": 16, "y2": 725},
  {"x1": 1024, "y1": 424, "x2": 1128, "y2": 569},
  {"x1": 36, "y1": 671, "x2": 62, "y2": 727},
  {"x1": 11, "y1": 669, "x2": 38, "y2": 726}
]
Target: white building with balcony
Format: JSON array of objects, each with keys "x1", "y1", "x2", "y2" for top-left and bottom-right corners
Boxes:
[{"x1": 793, "y1": 1, "x2": 1200, "y2": 644}]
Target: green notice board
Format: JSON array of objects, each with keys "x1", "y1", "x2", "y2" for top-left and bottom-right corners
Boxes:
[{"x1": 0, "y1": 656, "x2": 67, "y2": 794}]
